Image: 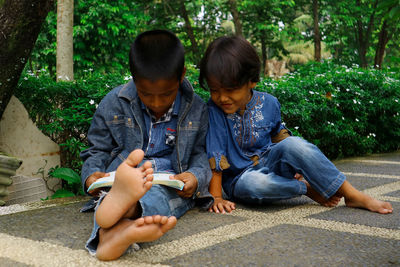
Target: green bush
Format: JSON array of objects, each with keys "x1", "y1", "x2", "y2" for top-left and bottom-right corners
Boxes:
[
  {"x1": 16, "y1": 70, "x2": 128, "y2": 172},
  {"x1": 16, "y1": 62, "x2": 400, "y2": 178},
  {"x1": 259, "y1": 62, "x2": 400, "y2": 159}
]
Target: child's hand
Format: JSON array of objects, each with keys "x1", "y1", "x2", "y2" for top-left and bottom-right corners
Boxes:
[
  {"x1": 86, "y1": 171, "x2": 110, "y2": 196},
  {"x1": 209, "y1": 197, "x2": 236, "y2": 214},
  {"x1": 172, "y1": 172, "x2": 198, "y2": 198}
]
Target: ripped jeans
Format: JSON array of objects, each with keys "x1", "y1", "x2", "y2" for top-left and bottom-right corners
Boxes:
[{"x1": 86, "y1": 184, "x2": 195, "y2": 255}]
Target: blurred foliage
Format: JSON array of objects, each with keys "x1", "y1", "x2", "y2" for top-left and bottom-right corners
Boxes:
[
  {"x1": 259, "y1": 61, "x2": 400, "y2": 159},
  {"x1": 28, "y1": 0, "x2": 399, "y2": 76}
]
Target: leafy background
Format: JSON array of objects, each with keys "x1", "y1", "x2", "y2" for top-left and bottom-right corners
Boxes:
[{"x1": 15, "y1": 0, "x2": 400, "y2": 197}]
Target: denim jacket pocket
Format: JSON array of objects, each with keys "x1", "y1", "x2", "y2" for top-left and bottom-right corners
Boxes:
[
  {"x1": 179, "y1": 120, "x2": 200, "y2": 148},
  {"x1": 106, "y1": 114, "x2": 138, "y2": 146}
]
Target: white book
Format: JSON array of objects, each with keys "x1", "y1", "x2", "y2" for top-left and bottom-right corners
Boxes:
[{"x1": 87, "y1": 171, "x2": 184, "y2": 192}]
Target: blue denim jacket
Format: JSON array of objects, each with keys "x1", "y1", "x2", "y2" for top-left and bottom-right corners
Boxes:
[{"x1": 81, "y1": 78, "x2": 212, "y2": 206}]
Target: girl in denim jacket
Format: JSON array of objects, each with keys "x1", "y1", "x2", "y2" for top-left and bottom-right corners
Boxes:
[{"x1": 200, "y1": 36, "x2": 392, "y2": 215}]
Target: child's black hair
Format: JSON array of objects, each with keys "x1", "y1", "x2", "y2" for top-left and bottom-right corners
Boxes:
[
  {"x1": 129, "y1": 30, "x2": 185, "y2": 82},
  {"x1": 199, "y1": 36, "x2": 260, "y2": 90}
]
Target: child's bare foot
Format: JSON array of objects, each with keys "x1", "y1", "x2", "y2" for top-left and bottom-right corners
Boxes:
[
  {"x1": 96, "y1": 149, "x2": 154, "y2": 228},
  {"x1": 339, "y1": 181, "x2": 393, "y2": 214},
  {"x1": 96, "y1": 215, "x2": 177, "y2": 261},
  {"x1": 303, "y1": 181, "x2": 341, "y2": 207}
]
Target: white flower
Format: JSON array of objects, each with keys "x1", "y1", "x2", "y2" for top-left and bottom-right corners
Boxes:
[
  {"x1": 369, "y1": 101, "x2": 373, "y2": 104},
  {"x1": 294, "y1": 126, "x2": 299, "y2": 130},
  {"x1": 353, "y1": 99, "x2": 357, "y2": 104},
  {"x1": 124, "y1": 76, "x2": 132, "y2": 81},
  {"x1": 309, "y1": 91, "x2": 315, "y2": 95},
  {"x1": 89, "y1": 99, "x2": 95, "y2": 105},
  {"x1": 355, "y1": 118, "x2": 359, "y2": 122},
  {"x1": 80, "y1": 133, "x2": 86, "y2": 139},
  {"x1": 95, "y1": 104, "x2": 99, "y2": 109},
  {"x1": 395, "y1": 99, "x2": 399, "y2": 103}
]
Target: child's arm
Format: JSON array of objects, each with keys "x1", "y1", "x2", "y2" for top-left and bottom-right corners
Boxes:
[
  {"x1": 271, "y1": 128, "x2": 291, "y2": 143},
  {"x1": 208, "y1": 170, "x2": 236, "y2": 214}
]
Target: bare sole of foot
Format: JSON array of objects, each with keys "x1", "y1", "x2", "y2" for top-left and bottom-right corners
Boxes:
[
  {"x1": 96, "y1": 215, "x2": 177, "y2": 261},
  {"x1": 96, "y1": 149, "x2": 153, "y2": 229}
]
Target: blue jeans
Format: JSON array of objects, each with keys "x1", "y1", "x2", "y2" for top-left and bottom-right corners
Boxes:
[
  {"x1": 86, "y1": 185, "x2": 195, "y2": 255},
  {"x1": 232, "y1": 136, "x2": 346, "y2": 204}
]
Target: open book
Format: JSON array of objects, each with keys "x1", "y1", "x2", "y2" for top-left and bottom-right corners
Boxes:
[{"x1": 87, "y1": 171, "x2": 184, "y2": 192}]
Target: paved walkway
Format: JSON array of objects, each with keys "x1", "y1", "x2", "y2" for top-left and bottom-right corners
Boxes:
[{"x1": 0, "y1": 152, "x2": 399, "y2": 266}]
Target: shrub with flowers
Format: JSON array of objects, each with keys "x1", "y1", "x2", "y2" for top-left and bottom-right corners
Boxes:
[
  {"x1": 15, "y1": 62, "x2": 400, "y2": 176},
  {"x1": 16, "y1": 70, "x2": 126, "y2": 172},
  {"x1": 258, "y1": 62, "x2": 400, "y2": 159}
]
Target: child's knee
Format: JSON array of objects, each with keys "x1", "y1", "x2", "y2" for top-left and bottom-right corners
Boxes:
[
  {"x1": 238, "y1": 171, "x2": 279, "y2": 196},
  {"x1": 278, "y1": 136, "x2": 313, "y2": 156}
]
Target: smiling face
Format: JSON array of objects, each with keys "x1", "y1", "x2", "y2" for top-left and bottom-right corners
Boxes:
[
  {"x1": 207, "y1": 78, "x2": 256, "y2": 114},
  {"x1": 136, "y1": 78, "x2": 181, "y2": 119}
]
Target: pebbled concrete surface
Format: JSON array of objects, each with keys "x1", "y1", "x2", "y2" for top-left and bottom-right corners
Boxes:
[{"x1": 0, "y1": 152, "x2": 399, "y2": 266}]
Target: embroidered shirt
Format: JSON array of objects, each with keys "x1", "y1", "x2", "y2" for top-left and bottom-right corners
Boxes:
[{"x1": 206, "y1": 90, "x2": 284, "y2": 196}]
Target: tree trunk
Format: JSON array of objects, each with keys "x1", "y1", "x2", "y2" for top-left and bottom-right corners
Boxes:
[
  {"x1": 374, "y1": 20, "x2": 388, "y2": 69},
  {"x1": 0, "y1": 0, "x2": 55, "y2": 119},
  {"x1": 355, "y1": 0, "x2": 377, "y2": 68},
  {"x1": 313, "y1": 0, "x2": 321, "y2": 62},
  {"x1": 179, "y1": 0, "x2": 199, "y2": 61},
  {"x1": 355, "y1": 24, "x2": 367, "y2": 68},
  {"x1": 56, "y1": 0, "x2": 74, "y2": 81},
  {"x1": 260, "y1": 33, "x2": 267, "y2": 72},
  {"x1": 228, "y1": 0, "x2": 243, "y2": 36}
]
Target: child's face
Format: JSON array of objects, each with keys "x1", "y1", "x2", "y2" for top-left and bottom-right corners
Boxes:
[
  {"x1": 136, "y1": 78, "x2": 181, "y2": 119},
  {"x1": 208, "y1": 79, "x2": 257, "y2": 114}
]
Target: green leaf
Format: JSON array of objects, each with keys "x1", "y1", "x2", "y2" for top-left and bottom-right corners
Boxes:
[
  {"x1": 51, "y1": 189, "x2": 76, "y2": 199},
  {"x1": 50, "y1": 168, "x2": 81, "y2": 185}
]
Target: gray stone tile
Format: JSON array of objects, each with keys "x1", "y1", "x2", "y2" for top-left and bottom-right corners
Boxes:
[
  {"x1": 309, "y1": 202, "x2": 400, "y2": 230},
  {"x1": 0, "y1": 202, "x2": 93, "y2": 250},
  {"x1": 386, "y1": 190, "x2": 400, "y2": 197},
  {"x1": 163, "y1": 224, "x2": 400, "y2": 267},
  {"x1": 351, "y1": 152, "x2": 400, "y2": 162},
  {"x1": 343, "y1": 175, "x2": 398, "y2": 191},
  {"x1": 0, "y1": 257, "x2": 31, "y2": 267},
  {"x1": 235, "y1": 196, "x2": 314, "y2": 213},
  {"x1": 336, "y1": 161, "x2": 400, "y2": 176},
  {"x1": 140, "y1": 208, "x2": 245, "y2": 248}
]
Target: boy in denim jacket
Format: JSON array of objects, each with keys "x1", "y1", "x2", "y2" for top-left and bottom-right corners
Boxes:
[{"x1": 80, "y1": 30, "x2": 212, "y2": 260}]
